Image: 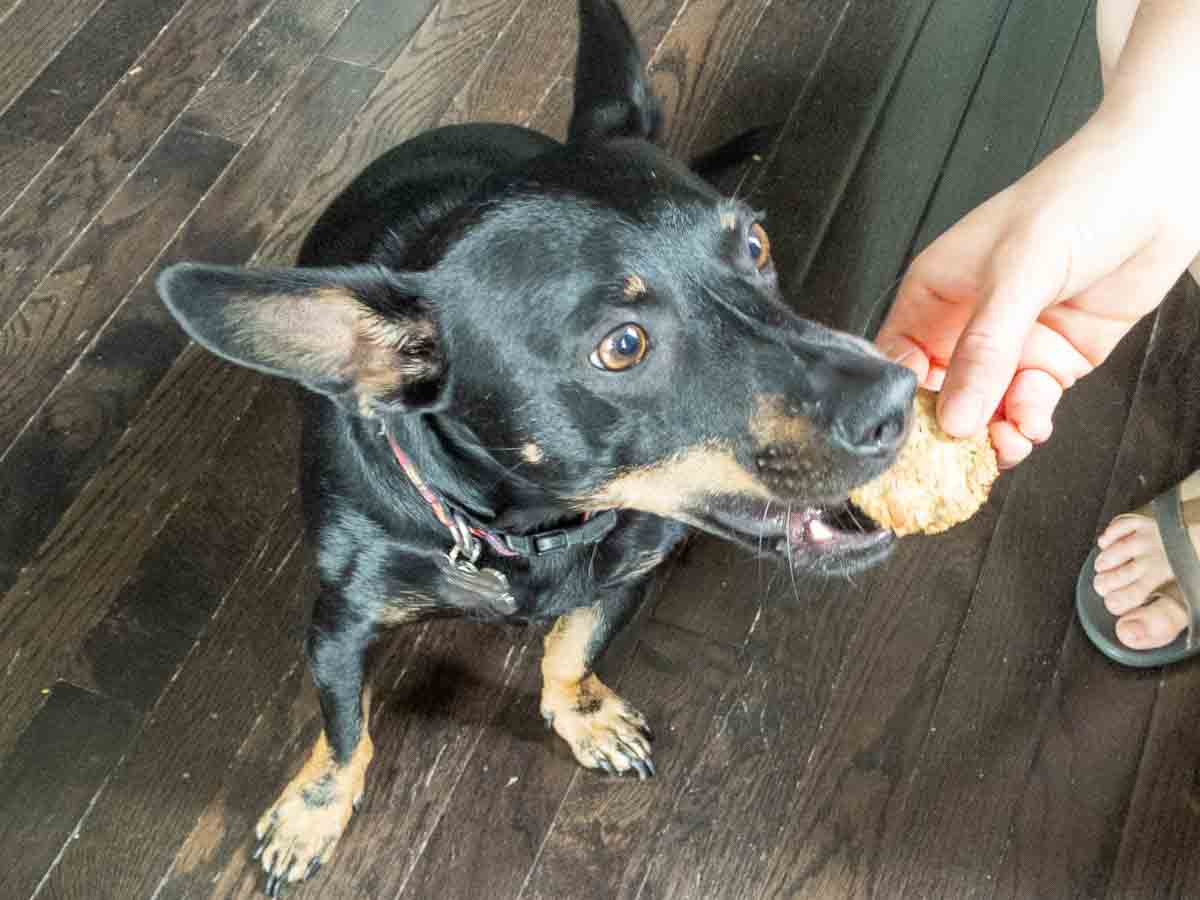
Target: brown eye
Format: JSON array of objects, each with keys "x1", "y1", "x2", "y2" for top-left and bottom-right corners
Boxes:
[
  {"x1": 590, "y1": 324, "x2": 649, "y2": 371},
  {"x1": 748, "y1": 222, "x2": 771, "y2": 270}
]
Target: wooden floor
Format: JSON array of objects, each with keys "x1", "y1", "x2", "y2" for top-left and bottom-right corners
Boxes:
[{"x1": 3, "y1": 0, "x2": 1200, "y2": 897}]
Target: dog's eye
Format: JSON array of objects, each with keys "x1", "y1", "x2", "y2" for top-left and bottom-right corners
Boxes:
[
  {"x1": 590, "y1": 324, "x2": 649, "y2": 371},
  {"x1": 748, "y1": 223, "x2": 771, "y2": 270}
]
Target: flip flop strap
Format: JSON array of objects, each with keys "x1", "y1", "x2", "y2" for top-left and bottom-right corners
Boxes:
[{"x1": 1152, "y1": 487, "x2": 1200, "y2": 649}]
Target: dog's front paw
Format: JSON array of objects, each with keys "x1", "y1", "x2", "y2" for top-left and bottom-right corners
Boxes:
[
  {"x1": 252, "y1": 734, "x2": 373, "y2": 897},
  {"x1": 541, "y1": 673, "x2": 655, "y2": 779}
]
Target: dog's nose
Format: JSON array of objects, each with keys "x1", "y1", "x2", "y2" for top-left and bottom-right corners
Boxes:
[{"x1": 827, "y1": 359, "x2": 917, "y2": 458}]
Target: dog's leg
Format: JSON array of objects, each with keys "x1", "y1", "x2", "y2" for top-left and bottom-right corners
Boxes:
[
  {"x1": 540, "y1": 590, "x2": 655, "y2": 778},
  {"x1": 253, "y1": 595, "x2": 376, "y2": 896}
]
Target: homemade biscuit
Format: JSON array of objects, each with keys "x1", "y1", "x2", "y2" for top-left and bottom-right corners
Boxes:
[{"x1": 850, "y1": 389, "x2": 998, "y2": 536}]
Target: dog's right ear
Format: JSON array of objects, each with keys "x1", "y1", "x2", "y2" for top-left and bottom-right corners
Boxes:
[
  {"x1": 568, "y1": 0, "x2": 661, "y2": 145},
  {"x1": 157, "y1": 263, "x2": 446, "y2": 416}
]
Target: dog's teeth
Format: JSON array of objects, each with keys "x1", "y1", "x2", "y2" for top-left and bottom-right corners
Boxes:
[{"x1": 807, "y1": 518, "x2": 835, "y2": 543}]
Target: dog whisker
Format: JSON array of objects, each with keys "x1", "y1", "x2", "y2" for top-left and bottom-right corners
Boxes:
[{"x1": 784, "y1": 501, "x2": 803, "y2": 608}]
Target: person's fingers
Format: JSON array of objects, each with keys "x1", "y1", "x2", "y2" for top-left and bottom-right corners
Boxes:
[
  {"x1": 1002, "y1": 369, "x2": 1063, "y2": 443},
  {"x1": 989, "y1": 419, "x2": 1033, "y2": 469},
  {"x1": 1039, "y1": 236, "x2": 1190, "y2": 369},
  {"x1": 926, "y1": 365, "x2": 946, "y2": 391},
  {"x1": 875, "y1": 332, "x2": 930, "y2": 383},
  {"x1": 938, "y1": 233, "x2": 1066, "y2": 438}
]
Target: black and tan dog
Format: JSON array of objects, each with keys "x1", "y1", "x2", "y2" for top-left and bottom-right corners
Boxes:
[{"x1": 158, "y1": 0, "x2": 915, "y2": 893}]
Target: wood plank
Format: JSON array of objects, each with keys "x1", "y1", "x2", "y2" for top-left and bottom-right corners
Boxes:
[
  {"x1": 440, "y1": 0, "x2": 578, "y2": 128},
  {"x1": 647, "y1": 0, "x2": 773, "y2": 156},
  {"x1": 438, "y1": 0, "x2": 680, "y2": 133},
  {"x1": 651, "y1": 535, "x2": 776, "y2": 648},
  {"x1": 254, "y1": 0, "x2": 528, "y2": 265},
  {"x1": 0, "y1": 0, "x2": 187, "y2": 145},
  {"x1": 526, "y1": 75, "x2": 573, "y2": 139},
  {"x1": 40, "y1": 494, "x2": 310, "y2": 900},
  {"x1": 0, "y1": 131, "x2": 53, "y2": 214},
  {"x1": 322, "y1": 0, "x2": 438, "y2": 71},
  {"x1": 151, "y1": 636, "x2": 321, "y2": 900},
  {"x1": 62, "y1": 383, "x2": 299, "y2": 713},
  {"x1": 0, "y1": 125, "x2": 237, "y2": 455},
  {"x1": 978, "y1": 19, "x2": 1161, "y2": 900},
  {"x1": 396, "y1": 579, "x2": 664, "y2": 900},
  {"x1": 0, "y1": 345, "x2": 265, "y2": 763},
  {"x1": 255, "y1": 0, "x2": 683, "y2": 266},
  {"x1": 637, "y1": 571, "x2": 890, "y2": 897},
  {"x1": 391, "y1": 659, "x2": 576, "y2": 900},
  {"x1": 0, "y1": 682, "x2": 138, "y2": 900},
  {"x1": 1080, "y1": 276, "x2": 1200, "y2": 900},
  {"x1": 863, "y1": 227, "x2": 1148, "y2": 898},
  {"x1": 909, "y1": 0, "x2": 1092, "y2": 257},
  {"x1": 160, "y1": 622, "x2": 532, "y2": 897},
  {"x1": 747, "y1": 505, "x2": 1009, "y2": 899},
  {"x1": 0, "y1": 59, "x2": 377, "y2": 599},
  {"x1": 742, "y1": 0, "x2": 933, "y2": 309},
  {"x1": 792, "y1": 0, "x2": 1030, "y2": 334},
  {"x1": 519, "y1": 622, "x2": 738, "y2": 900},
  {"x1": 178, "y1": 0, "x2": 356, "y2": 144},
  {"x1": 0, "y1": 0, "x2": 277, "y2": 324},
  {"x1": 682, "y1": 0, "x2": 848, "y2": 185},
  {"x1": 0, "y1": 0, "x2": 104, "y2": 116}
]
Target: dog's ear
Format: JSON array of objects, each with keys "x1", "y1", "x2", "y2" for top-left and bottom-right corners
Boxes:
[
  {"x1": 157, "y1": 263, "x2": 446, "y2": 415},
  {"x1": 568, "y1": 0, "x2": 660, "y2": 145}
]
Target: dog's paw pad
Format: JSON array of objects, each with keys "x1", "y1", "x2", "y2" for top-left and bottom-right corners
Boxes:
[
  {"x1": 252, "y1": 735, "x2": 373, "y2": 895},
  {"x1": 542, "y1": 676, "x2": 656, "y2": 779},
  {"x1": 253, "y1": 785, "x2": 354, "y2": 896}
]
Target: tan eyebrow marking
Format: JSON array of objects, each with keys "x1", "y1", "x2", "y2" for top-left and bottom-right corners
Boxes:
[
  {"x1": 623, "y1": 274, "x2": 646, "y2": 298},
  {"x1": 719, "y1": 210, "x2": 738, "y2": 230}
]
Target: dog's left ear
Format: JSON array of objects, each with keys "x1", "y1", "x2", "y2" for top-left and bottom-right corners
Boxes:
[
  {"x1": 568, "y1": 0, "x2": 660, "y2": 145},
  {"x1": 157, "y1": 263, "x2": 446, "y2": 416}
]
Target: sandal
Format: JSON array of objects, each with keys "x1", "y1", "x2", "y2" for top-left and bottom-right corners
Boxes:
[{"x1": 1076, "y1": 474, "x2": 1200, "y2": 667}]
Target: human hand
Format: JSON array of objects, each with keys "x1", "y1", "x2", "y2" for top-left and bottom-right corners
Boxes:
[{"x1": 876, "y1": 112, "x2": 1200, "y2": 468}]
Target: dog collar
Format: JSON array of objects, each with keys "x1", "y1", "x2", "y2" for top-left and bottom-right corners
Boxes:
[{"x1": 383, "y1": 428, "x2": 618, "y2": 563}]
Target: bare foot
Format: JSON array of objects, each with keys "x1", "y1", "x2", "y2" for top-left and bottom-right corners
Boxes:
[{"x1": 1092, "y1": 471, "x2": 1200, "y2": 650}]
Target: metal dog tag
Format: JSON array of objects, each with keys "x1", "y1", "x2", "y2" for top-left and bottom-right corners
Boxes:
[{"x1": 439, "y1": 553, "x2": 519, "y2": 615}]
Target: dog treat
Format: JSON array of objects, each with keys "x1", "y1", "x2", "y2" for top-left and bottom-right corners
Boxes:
[{"x1": 850, "y1": 389, "x2": 998, "y2": 536}]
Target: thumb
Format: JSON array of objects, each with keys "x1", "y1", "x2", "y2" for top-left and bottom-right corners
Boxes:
[{"x1": 939, "y1": 265, "x2": 1049, "y2": 437}]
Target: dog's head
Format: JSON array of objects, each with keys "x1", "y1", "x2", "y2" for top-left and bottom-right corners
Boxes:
[{"x1": 158, "y1": 0, "x2": 915, "y2": 576}]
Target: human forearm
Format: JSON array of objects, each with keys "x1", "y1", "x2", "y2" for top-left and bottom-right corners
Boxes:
[{"x1": 1095, "y1": 0, "x2": 1200, "y2": 139}]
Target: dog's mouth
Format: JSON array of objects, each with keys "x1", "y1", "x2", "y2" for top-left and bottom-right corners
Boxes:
[{"x1": 701, "y1": 496, "x2": 893, "y2": 574}]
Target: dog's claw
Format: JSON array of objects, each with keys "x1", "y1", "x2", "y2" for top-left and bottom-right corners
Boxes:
[
  {"x1": 304, "y1": 858, "x2": 322, "y2": 881},
  {"x1": 598, "y1": 757, "x2": 617, "y2": 775},
  {"x1": 265, "y1": 874, "x2": 280, "y2": 898}
]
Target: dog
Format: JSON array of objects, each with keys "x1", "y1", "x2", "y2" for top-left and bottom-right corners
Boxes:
[{"x1": 157, "y1": 0, "x2": 916, "y2": 893}]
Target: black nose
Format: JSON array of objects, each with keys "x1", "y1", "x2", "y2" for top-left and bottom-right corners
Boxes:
[{"x1": 827, "y1": 357, "x2": 916, "y2": 457}]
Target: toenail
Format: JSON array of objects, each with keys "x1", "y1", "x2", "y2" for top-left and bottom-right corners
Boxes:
[{"x1": 1117, "y1": 619, "x2": 1146, "y2": 645}]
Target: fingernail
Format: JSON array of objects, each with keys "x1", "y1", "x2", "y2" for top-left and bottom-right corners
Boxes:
[
  {"x1": 1018, "y1": 419, "x2": 1052, "y2": 443},
  {"x1": 940, "y1": 392, "x2": 984, "y2": 437}
]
